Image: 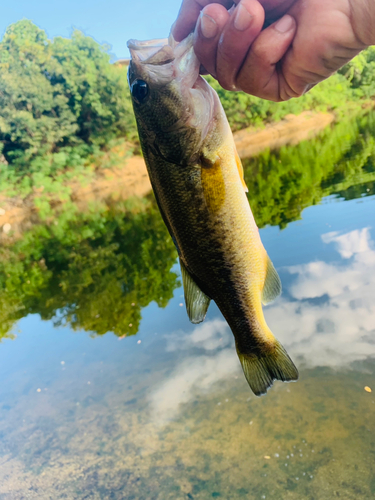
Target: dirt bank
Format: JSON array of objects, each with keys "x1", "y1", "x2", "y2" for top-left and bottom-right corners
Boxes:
[
  {"x1": 234, "y1": 111, "x2": 335, "y2": 158},
  {"x1": 0, "y1": 111, "x2": 335, "y2": 238},
  {"x1": 0, "y1": 156, "x2": 151, "y2": 240}
]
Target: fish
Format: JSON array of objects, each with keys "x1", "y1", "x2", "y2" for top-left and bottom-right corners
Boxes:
[{"x1": 127, "y1": 34, "x2": 298, "y2": 396}]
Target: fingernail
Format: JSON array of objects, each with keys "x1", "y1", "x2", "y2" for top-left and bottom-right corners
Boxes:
[
  {"x1": 234, "y1": 3, "x2": 253, "y2": 32},
  {"x1": 274, "y1": 15, "x2": 294, "y2": 33},
  {"x1": 200, "y1": 13, "x2": 218, "y2": 39}
]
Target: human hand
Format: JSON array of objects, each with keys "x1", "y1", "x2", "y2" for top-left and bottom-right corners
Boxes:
[{"x1": 172, "y1": 0, "x2": 375, "y2": 101}]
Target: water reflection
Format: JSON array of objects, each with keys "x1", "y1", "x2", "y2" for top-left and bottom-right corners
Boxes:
[
  {"x1": 269, "y1": 227, "x2": 375, "y2": 368},
  {"x1": 151, "y1": 320, "x2": 237, "y2": 424},
  {"x1": 0, "y1": 114, "x2": 374, "y2": 499},
  {"x1": 0, "y1": 197, "x2": 178, "y2": 339},
  {"x1": 243, "y1": 111, "x2": 375, "y2": 228},
  {"x1": 1, "y1": 112, "x2": 375, "y2": 342},
  {"x1": 148, "y1": 226, "x2": 375, "y2": 423}
]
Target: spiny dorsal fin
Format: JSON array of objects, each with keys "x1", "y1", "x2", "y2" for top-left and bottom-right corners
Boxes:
[
  {"x1": 235, "y1": 149, "x2": 248, "y2": 193},
  {"x1": 261, "y1": 256, "x2": 282, "y2": 305},
  {"x1": 180, "y1": 259, "x2": 211, "y2": 324},
  {"x1": 237, "y1": 341, "x2": 298, "y2": 396}
]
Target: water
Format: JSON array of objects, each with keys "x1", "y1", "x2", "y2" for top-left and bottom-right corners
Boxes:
[{"x1": 0, "y1": 112, "x2": 375, "y2": 499}]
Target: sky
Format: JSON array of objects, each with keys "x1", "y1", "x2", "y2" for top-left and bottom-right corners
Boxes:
[{"x1": 0, "y1": 0, "x2": 180, "y2": 60}]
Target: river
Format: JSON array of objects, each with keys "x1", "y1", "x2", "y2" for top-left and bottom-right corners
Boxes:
[{"x1": 0, "y1": 111, "x2": 374, "y2": 499}]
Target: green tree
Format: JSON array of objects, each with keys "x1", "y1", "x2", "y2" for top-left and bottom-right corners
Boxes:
[
  {"x1": 0, "y1": 19, "x2": 135, "y2": 166},
  {"x1": 0, "y1": 21, "x2": 77, "y2": 162}
]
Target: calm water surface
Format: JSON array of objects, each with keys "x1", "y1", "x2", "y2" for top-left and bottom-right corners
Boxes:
[{"x1": 0, "y1": 113, "x2": 375, "y2": 499}]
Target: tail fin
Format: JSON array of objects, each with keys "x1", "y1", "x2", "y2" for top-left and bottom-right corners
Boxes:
[{"x1": 237, "y1": 341, "x2": 298, "y2": 397}]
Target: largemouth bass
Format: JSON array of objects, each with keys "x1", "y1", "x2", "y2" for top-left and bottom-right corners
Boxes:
[{"x1": 127, "y1": 35, "x2": 298, "y2": 396}]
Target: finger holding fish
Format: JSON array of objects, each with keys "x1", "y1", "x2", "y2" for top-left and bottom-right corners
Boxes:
[
  {"x1": 193, "y1": 3, "x2": 230, "y2": 78},
  {"x1": 172, "y1": 0, "x2": 235, "y2": 42}
]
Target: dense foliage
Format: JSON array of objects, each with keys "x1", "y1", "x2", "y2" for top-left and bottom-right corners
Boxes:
[
  {"x1": 0, "y1": 20, "x2": 136, "y2": 159},
  {"x1": 0, "y1": 20, "x2": 135, "y2": 194},
  {"x1": 243, "y1": 111, "x2": 375, "y2": 229}
]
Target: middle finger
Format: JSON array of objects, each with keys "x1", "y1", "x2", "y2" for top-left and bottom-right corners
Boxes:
[{"x1": 216, "y1": 0, "x2": 265, "y2": 90}]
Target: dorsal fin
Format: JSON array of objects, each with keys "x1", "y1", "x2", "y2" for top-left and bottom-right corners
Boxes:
[
  {"x1": 180, "y1": 259, "x2": 211, "y2": 324},
  {"x1": 261, "y1": 256, "x2": 282, "y2": 305},
  {"x1": 235, "y1": 148, "x2": 248, "y2": 193}
]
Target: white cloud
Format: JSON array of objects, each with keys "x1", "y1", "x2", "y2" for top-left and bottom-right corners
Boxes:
[
  {"x1": 149, "y1": 347, "x2": 239, "y2": 425},
  {"x1": 266, "y1": 228, "x2": 375, "y2": 367},
  {"x1": 149, "y1": 227, "x2": 375, "y2": 423},
  {"x1": 288, "y1": 228, "x2": 374, "y2": 300},
  {"x1": 149, "y1": 319, "x2": 240, "y2": 424},
  {"x1": 321, "y1": 227, "x2": 372, "y2": 258},
  {"x1": 165, "y1": 318, "x2": 231, "y2": 352}
]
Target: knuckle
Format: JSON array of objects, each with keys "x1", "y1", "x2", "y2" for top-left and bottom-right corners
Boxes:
[
  {"x1": 217, "y1": 77, "x2": 237, "y2": 91},
  {"x1": 250, "y1": 42, "x2": 268, "y2": 62},
  {"x1": 279, "y1": 89, "x2": 302, "y2": 101},
  {"x1": 236, "y1": 74, "x2": 258, "y2": 95},
  {"x1": 279, "y1": 82, "x2": 304, "y2": 101}
]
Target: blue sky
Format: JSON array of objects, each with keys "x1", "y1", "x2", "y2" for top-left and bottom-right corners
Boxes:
[{"x1": 0, "y1": 0, "x2": 180, "y2": 59}]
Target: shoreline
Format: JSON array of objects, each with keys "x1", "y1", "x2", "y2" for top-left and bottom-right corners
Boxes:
[
  {"x1": 234, "y1": 111, "x2": 335, "y2": 158},
  {"x1": 0, "y1": 110, "x2": 338, "y2": 239}
]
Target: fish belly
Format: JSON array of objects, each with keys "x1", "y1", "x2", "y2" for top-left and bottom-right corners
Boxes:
[{"x1": 145, "y1": 144, "x2": 266, "y2": 341}]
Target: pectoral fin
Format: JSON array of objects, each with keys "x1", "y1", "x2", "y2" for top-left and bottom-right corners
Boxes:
[
  {"x1": 180, "y1": 259, "x2": 211, "y2": 324},
  {"x1": 261, "y1": 256, "x2": 282, "y2": 305},
  {"x1": 235, "y1": 149, "x2": 248, "y2": 193}
]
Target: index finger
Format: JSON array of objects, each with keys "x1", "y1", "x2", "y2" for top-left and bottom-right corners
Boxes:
[{"x1": 172, "y1": 0, "x2": 234, "y2": 41}]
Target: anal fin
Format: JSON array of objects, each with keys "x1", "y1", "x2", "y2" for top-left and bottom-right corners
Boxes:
[
  {"x1": 262, "y1": 256, "x2": 282, "y2": 305},
  {"x1": 180, "y1": 259, "x2": 211, "y2": 324}
]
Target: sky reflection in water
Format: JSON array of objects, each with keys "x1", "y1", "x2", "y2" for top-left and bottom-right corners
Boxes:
[{"x1": 0, "y1": 114, "x2": 374, "y2": 498}]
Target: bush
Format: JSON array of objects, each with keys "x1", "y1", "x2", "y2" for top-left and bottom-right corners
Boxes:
[{"x1": 0, "y1": 20, "x2": 135, "y2": 165}]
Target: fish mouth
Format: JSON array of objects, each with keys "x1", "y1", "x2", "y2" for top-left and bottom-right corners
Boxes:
[
  {"x1": 127, "y1": 34, "x2": 200, "y2": 89},
  {"x1": 127, "y1": 38, "x2": 170, "y2": 59},
  {"x1": 127, "y1": 35, "x2": 221, "y2": 143}
]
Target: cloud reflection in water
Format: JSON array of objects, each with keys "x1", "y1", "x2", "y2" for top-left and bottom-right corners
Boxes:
[
  {"x1": 150, "y1": 228, "x2": 375, "y2": 421},
  {"x1": 150, "y1": 320, "x2": 239, "y2": 423},
  {"x1": 268, "y1": 227, "x2": 375, "y2": 367}
]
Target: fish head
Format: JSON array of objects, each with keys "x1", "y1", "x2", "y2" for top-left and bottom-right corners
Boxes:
[{"x1": 127, "y1": 35, "x2": 224, "y2": 166}]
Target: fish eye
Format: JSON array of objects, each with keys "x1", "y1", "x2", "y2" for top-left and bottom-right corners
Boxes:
[{"x1": 131, "y1": 79, "x2": 149, "y2": 104}]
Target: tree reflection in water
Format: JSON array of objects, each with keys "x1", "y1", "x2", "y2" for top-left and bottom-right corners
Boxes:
[
  {"x1": 0, "y1": 196, "x2": 179, "y2": 339},
  {"x1": 1, "y1": 112, "x2": 375, "y2": 340}
]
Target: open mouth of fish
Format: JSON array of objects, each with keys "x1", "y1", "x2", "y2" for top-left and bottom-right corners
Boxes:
[{"x1": 127, "y1": 35, "x2": 220, "y2": 141}]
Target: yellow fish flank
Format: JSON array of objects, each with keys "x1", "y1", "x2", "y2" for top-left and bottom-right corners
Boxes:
[{"x1": 127, "y1": 35, "x2": 298, "y2": 396}]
